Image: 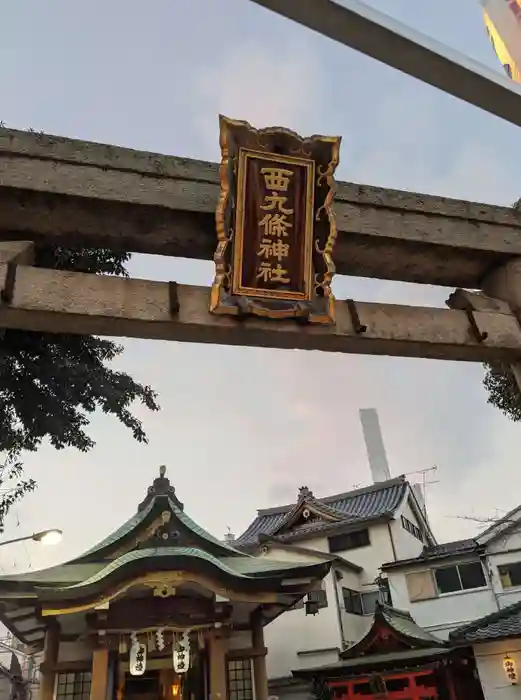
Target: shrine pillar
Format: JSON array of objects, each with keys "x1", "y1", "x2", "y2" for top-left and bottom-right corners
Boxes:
[
  {"x1": 209, "y1": 631, "x2": 228, "y2": 700},
  {"x1": 39, "y1": 621, "x2": 60, "y2": 700},
  {"x1": 482, "y1": 259, "x2": 521, "y2": 390},
  {"x1": 89, "y1": 646, "x2": 110, "y2": 700},
  {"x1": 251, "y1": 612, "x2": 268, "y2": 700}
]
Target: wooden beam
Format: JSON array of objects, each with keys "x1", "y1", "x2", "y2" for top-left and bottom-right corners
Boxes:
[
  {"x1": 1, "y1": 129, "x2": 521, "y2": 288},
  {"x1": 1, "y1": 264, "x2": 521, "y2": 363},
  {"x1": 247, "y1": 0, "x2": 521, "y2": 128}
]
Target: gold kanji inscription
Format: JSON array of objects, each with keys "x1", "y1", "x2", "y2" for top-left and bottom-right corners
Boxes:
[
  {"x1": 259, "y1": 213, "x2": 292, "y2": 238},
  {"x1": 260, "y1": 167, "x2": 293, "y2": 192},
  {"x1": 260, "y1": 192, "x2": 294, "y2": 215},
  {"x1": 258, "y1": 238, "x2": 290, "y2": 261},
  {"x1": 256, "y1": 262, "x2": 291, "y2": 284}
]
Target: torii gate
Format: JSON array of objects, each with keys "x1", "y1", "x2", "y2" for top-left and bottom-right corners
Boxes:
[{"x1": 2, "y1": 3, "x2": 521, "y2": 382}]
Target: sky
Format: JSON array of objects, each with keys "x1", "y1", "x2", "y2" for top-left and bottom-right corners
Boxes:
[{"x1": 2, "y1": 0, "x2": 521, "y2": 575}]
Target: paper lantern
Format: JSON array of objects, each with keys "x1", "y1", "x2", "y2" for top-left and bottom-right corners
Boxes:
[
  {"x1": 503, "y1": 654, "x2": 518, "y2": 684},
  {"x1": 129, "y1": 643, "x2": 147, "y2": 676}
]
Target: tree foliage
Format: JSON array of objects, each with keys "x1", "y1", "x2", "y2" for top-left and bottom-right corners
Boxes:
[
  {"x1": 484, "y1": 364, "x2": 521, "y2": 421},
  {"x1": 0, "y1": 246, "x2": 159, "y2": 453},
  {"x1": 0, "y1": 454, "x2": 36, "y2": 533}
]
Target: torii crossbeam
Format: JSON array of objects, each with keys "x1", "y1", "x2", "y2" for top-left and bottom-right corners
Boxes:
[
  {"x1": 2, "y1": 127, "x2": 521, "y2": 372},
  {"x1": 247, "y1": 0, "x2": 521, "y2": 128}
]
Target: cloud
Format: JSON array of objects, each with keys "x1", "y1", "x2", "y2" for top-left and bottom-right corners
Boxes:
[{"x1": 191, "y1": 36, "x2": 324, "y2": 157}]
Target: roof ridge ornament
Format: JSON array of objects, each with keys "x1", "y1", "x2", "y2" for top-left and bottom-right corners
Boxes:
[
  {"x1": 298, "y1": 486, "x2": 314, "y2": 501},
  {"x1": 138, "y1": 465, "x2": 184, "y2": 512}
]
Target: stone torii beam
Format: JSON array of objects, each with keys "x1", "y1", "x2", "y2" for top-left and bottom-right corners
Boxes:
[
  {"x1": 3, "y1": 128, "x2": 521, "y2": 368},
  {"x1": 2, "y1": 129, "x2": 521, "y2": 289}
]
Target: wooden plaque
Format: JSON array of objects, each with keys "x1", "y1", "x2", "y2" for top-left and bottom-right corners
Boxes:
[{"x1": 210, "y1": 115, "x2": 341, "y2": 324}]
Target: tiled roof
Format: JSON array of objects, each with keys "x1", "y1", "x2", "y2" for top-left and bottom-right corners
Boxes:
[
  {"x1": 382, "y1": 538, "x2": 478, "y2": 570},
  {"x1": 72, "y1": 470, "x2": 243, "y2": 561},
  {"x1": 36, "y1": 547, "x2": 329, "y2": 598},
  {"x1": 341, "y1": 603, "x2": 445, "y2": 659},
  {"x1": 237, "y1": 477, "x2": 408, "y2": 546},
  {"x1": 379, "y1": 605, "x2": 444, "y2": 647},
  {"x1": 450, "y1": 600, "x2": 521, "y2": 643},
  {"x1": 420, "y1": 539, "x2": 477, "y2": 559}
]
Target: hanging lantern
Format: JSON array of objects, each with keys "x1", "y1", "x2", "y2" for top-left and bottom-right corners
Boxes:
[
  {"x1": 173, "y1": 630, "x2": 190, "y2": 674},
  {"x1": 503, "y1": 655, "x2": 518, "y2": 684},
  {"x1": 130, "y1": 642, "x2": 147, "y2": 676}
]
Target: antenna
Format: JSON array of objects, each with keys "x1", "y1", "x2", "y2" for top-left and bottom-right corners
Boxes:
[
  {"x1": 359, "y1": 408, "x2": 392, "y2": 483},
  {"x1": 402, "y1": 466, "x2": 440, "y2": 516}
]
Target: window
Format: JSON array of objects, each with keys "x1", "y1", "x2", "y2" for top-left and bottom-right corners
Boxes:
[
  {"x1": 342, "y1": 587, "x2": 382, "y2": 615},
  {"x1": 328, "y1": 529, "x2": 370, "y2": 553},
  {"x1": 434, "y1": 562, "x2": 486, "y2": 594},
  {"x1": 405, "y1": 571, "x2": 436, "y2": 602},
  {"x1": 291, "y1": 585, "x2": 328, "y2": 610},
  {"x1": 227, "y1": 658, "x2": 253, "y2": 700},
  {"x1": 401, "y1": 515, "x2": 423, "y2": 542},
  {"x1": 498, "y1": 562, "x2": 521, "y2": 588},
  {"x1": 309, "y1": 588, "x2": 328, "y2": 609},
  {"x1": 55, "y1": 672, "x2": 92, "y2": 700}
]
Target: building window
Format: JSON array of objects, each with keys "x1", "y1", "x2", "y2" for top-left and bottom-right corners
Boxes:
[
  {"x1": 405, "y1": 570, "x2": 436, "y2": 602},
  {"x1": 55, "y1": 672, "x2": 92, "y2": 700},
  {"x1": 342, "y1": 587, "x2": 382, "y2": 615},
  {"x1": 328, "y1": 529, "x2": 370, "y2": 553},
  {"x1": 434, "y1": 562, "x2": 486, "y2": 594},
  {"x1": 400, "y1": 515, "x2": 423, "y2": 542},
  {"x1": 498, "y1": 562, "x2": 521, "y2": 588},
  {"x1": 291, "y1": 584, "x2": 328, "y2": 610},
  {"x1": 227, "y1": 658, "x2": 253, "y2": 700}
]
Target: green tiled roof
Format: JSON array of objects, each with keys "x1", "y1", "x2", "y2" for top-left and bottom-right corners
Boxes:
[
  {"x1": 38, "y1": 547, "x2": 258, "y2": 595},
  {"x1": 72, "y1": 499, "x2": 155, "y2": 560},
  {"x1": 0, "y1": 563, "x2": 104, "y2": 585},
  {"x1": 36, "y1": 548, "x2": 326, "y2": 597},
  {"x1": 172, "y1": 501, "x2": 244, "y2": 556},
  {"x1": 380, "y1": 605, "x2": 443, "y2": 646},
  {"x1": 223, "y1": 556, "x2": 320, "y2": 575},
  {"x1": 72, "y1": 491, "x2": 243, "y2": 562},
  {"x1": 341, "y1": 603, "x2": 445, "y2": 660}
]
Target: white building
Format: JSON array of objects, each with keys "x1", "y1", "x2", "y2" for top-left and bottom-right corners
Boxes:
[
  {"x1": 235, "y1": 475, "x2": 435, "y2": 697},
  {"x1": 382, "y1": 503, "x2": 521, "y2": 700}
]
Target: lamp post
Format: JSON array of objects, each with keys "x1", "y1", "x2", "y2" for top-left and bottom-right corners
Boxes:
[{"x1": 0, "y1": 529, "x2": 62, "y2": 548}]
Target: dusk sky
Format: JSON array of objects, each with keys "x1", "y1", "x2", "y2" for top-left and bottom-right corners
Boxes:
[{"x1": 2, "y1": 0, "x2": 521, "y2": 575}]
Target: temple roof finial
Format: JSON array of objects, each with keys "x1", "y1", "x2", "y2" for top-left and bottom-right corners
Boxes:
[
  {"x1": 137, "y1": 464, "x2": 184, "y2": 512},
  {"x1": 298, "y1": 485, "x2": 314, "y2": 501}
]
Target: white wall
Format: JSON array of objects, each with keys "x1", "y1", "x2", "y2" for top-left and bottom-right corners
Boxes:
[
  {"x1": 386, "y1": 563, "x2": 498, "y2": 638},
  {"x1": 333, "y1": 523, "x2": 395, "y2": 585},
  {"x1": 265, "y1": 568, "x2": 343, "y2": 678},
  {"x1": 257, "y1": 523, "x2": 397, "y2": 680},
  {"x1": 485, "y1": 527, "x2": 521, "y2": 610},
  {"x1": 474, "y1": 640, "x2": 521, "y2": 700},
  {"x1": 390, "y1": 500, "x2": 426, "y2": 562}
]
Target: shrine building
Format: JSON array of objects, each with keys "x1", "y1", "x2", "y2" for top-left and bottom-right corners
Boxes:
[
  {"x1": 293, "y1": 602, "x2": 485, "y2": 700},
  {"x1": 0, "y1": 468, "x2": 332, "y2": 700}
]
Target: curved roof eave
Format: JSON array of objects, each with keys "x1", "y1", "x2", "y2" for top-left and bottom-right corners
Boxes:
[{"x1": 34, "y1": 547, "x2": 331, "y2": 603}]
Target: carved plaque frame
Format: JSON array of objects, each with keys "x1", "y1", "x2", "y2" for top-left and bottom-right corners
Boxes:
[{"x1": 210, "y1": 115, "x2": 341, "y2": 325}]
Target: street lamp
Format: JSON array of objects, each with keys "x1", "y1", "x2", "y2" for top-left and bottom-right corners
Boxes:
[{"x1": 0, "y1": 529, "x2": 63, "y2": 548}]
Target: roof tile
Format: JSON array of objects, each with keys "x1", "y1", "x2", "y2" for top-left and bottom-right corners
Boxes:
[
  {"x1": 450, "y1": 600, "x2": 521, "y2": 643},
  {"x1": 237, "y1": 477, "x2": 408, "y2": 546}
]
